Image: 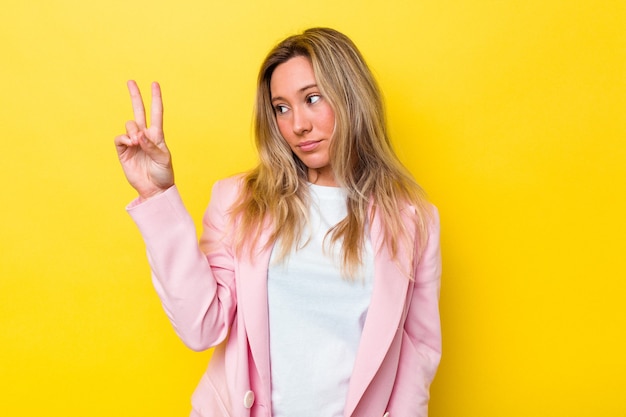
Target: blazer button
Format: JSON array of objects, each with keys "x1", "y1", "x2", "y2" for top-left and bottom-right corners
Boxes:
[{"x1": 243, "y1": 390, "x2": 255, "y2": 409}]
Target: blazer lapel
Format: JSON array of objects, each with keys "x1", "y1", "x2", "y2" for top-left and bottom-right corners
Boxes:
[
  {"x1": 236, "y1": 229, "x2": 274, "y2": 393},
  {"x1": 344, "y1": 209, "x2": 414, "y2": 416}
]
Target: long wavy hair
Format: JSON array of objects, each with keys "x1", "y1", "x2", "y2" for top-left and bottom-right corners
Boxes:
[{"x1": 230, "y1": 27, "x2": 432, "y2": 278}]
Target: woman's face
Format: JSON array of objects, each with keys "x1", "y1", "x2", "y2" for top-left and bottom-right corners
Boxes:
[{"x1": 270, "y1": 56, "x2": 337, "y2": 186}]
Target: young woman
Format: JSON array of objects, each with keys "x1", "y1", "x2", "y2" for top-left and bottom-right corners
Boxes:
[{"x1": 115, "y1": 27, "x2": 441, "y2": 417}]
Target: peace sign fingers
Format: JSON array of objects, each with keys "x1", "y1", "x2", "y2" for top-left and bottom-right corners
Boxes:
[{"x1": 126, "y1": 80, "x2": 165, "y2": 146}]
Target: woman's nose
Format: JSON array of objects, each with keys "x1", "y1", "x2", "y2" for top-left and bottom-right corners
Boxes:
[{"x1": 292, "y1": 107, "x2": 312, "y2": 135}]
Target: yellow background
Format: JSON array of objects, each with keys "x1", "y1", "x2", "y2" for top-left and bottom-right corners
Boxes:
[{"x1": 1, "y1": 0, "x2": 624, "y2": 416}]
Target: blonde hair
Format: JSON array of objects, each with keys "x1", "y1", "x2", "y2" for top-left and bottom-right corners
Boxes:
[{"x1": 230, "y1": 27, "x2": 432, "y2": 277}]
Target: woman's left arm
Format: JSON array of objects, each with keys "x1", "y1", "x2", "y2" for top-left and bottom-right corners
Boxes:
[{"x1": 387, "y1": 207, "x2": 442, "y2": 416}]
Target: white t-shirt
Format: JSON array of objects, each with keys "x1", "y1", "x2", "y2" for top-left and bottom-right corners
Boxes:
[{"x1": 267, "y1": 184, "x2": 374, "y2": 417}]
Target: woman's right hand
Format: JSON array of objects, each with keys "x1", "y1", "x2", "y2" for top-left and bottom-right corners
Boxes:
[{"x1": 114, "y1": 80, "x2": 174, "y2": 201}]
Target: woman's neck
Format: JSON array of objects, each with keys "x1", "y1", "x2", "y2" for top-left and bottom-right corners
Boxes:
[{"x1": 307, "y1": 167, "x2": 338, "y2": 187}]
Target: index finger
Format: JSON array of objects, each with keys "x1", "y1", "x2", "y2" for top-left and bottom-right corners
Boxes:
[
  {"x1": 127, "y1": 80, "x2": 147, "y2": 130},
  {"x1": 150, "y1": 82, "x2": 163, "y2": 132}
]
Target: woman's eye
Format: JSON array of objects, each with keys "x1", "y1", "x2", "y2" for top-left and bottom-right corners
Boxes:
[
  {"x1": 275, "y1": 105, "x2": 288, "y2": 114},
  {"x1": 307, "y1": 94, "x2": 321, "y2": 104}
]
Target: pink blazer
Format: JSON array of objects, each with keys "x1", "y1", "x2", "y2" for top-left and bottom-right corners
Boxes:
[{"x1": 128, "y1": 176, "x2": 441, "y2": 417}]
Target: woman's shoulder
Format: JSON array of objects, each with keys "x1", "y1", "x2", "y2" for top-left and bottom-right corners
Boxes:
[
  {"x1": 400, "y1": 199, "x2": 439, "y2": 222},
  {"x1": 211, "y1": 174, "x2": 247, "y2": 202}
]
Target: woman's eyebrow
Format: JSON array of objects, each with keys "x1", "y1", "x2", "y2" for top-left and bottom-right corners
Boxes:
[{"x1": 271, "y1": 84, "x2": 318, "y2": 103}]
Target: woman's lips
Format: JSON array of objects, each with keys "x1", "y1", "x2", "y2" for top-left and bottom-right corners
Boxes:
[{"x1": 298, "y1": 140, "x2": 321, "y2": 152}]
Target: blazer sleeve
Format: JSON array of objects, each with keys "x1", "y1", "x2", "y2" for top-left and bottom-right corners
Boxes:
[
  {"x1": 127, "y1": 180, "x2": 238, "y2": 351},
  {"x1": 387, "y1": 206, "x2": 442, "y2": 416}
]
